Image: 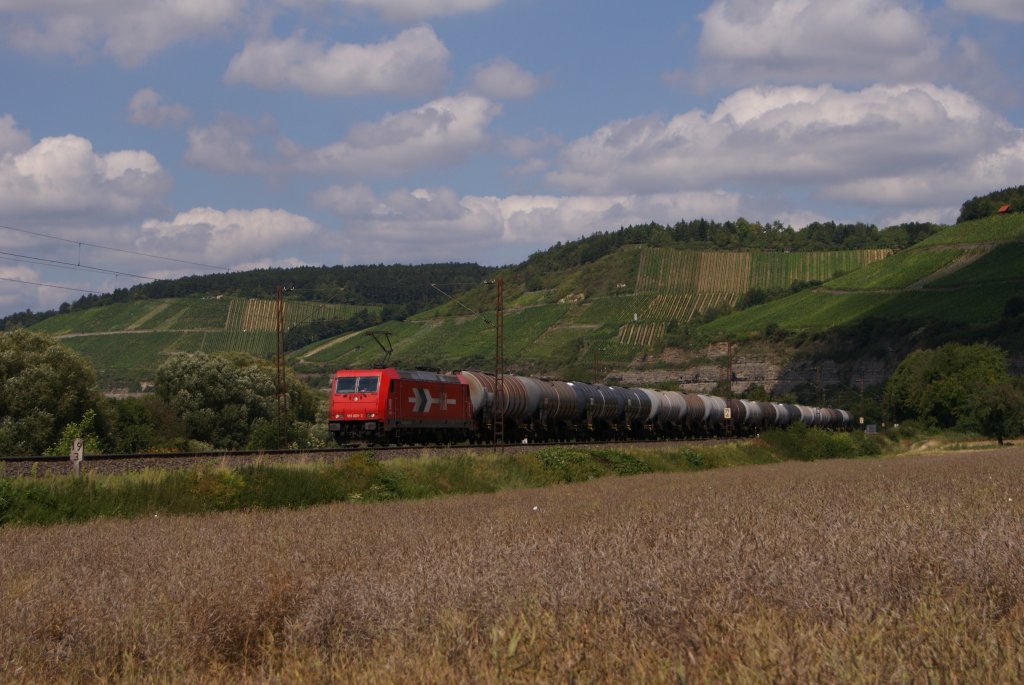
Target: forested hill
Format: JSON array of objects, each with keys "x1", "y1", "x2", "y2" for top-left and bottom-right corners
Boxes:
[
  {"x1": 517, "y1": 218, "x2": 942, "y2": 277},
  {"x1": 2, "y1": 263, "x2": 494, "y2": 331},
  {"x1": 10, "y1": 185, "x2": 1022, "y2": 333}
]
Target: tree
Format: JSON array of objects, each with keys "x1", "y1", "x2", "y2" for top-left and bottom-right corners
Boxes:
[
  {"x1": 957, "y1": 185, "x2": 1024, "y2": 223},
  {"x1": 155, "y1": 352, "x2": 319, "y2": 449},
  {"x1": 0, "y1": 330, "x2": 101, "y2": 455},
  {"x1": 965, "y1": 382, "x2": 1024, "y2": 445},
  {"x1": 884, "y1": 343, "x2": 1022, "y2": 441}
]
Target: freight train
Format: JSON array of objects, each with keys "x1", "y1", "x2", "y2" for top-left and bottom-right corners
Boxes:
[{"x1": 328, "y1": 367, "x2": 853, "y2": 445}]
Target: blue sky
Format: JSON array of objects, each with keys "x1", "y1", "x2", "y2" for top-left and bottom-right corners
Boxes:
[{"x1": 1, "y1": 0, "x2": 1023, "y2": 316}]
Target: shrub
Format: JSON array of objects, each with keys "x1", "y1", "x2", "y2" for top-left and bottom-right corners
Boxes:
[
  {"x1": 534, "y1": 447, "x2": 605, "y2": 482},
  {"x1": 590, "y1": 449, "x2": 653, "y2": 476},
  {"x1": 45, "y1": 409, "x2": 103, "y2": 456},
  {"x1": 759, "y1": 423, "x2": 868, "y2": 461}
]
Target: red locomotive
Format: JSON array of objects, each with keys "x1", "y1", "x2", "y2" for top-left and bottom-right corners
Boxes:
[{"x1": 328, "y1": 368, "x2": 474, "y2": 444}]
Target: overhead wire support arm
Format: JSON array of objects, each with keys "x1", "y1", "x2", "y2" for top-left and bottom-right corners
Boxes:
[{"x1": 366, "y1": 331, "x2": 394, "y2": 368}]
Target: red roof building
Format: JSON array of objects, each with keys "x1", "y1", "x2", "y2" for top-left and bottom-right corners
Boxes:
[{"x1": 997, "y1": 204, "x2": 1011, "y2": 213}]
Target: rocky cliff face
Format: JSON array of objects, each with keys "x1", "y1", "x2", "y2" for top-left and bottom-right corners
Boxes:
[{"x1": 610, "y1": 340, "x2": 898, "y2": 399}]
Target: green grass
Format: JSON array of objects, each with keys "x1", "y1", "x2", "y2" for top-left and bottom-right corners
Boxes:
[
  {"x1": 916, "y1": 213, "x2": 1024, "y2": 246},
  {"x1": 31, "y1": 298, "x2": 373, "y2": 339},
  {"x1": 927, "y1": 242, "x2": 1024, "y2": 287},
  {"x1": 748, "y1": 250, "x2": 889, "y2": 290},
  {"x1": 301, "y1": 305, "x2": 577, "y2": 371},
  {"x1": 0, "y1": 429, "x2": 890, "y2": 527},
  {"x1": 704, "y1": 289, "x2": 893, "y2": 333},
  {"x1": 705, "y1": 279, "x2": 1021, "y2": 334},
  {"x1": 59, "y1": 330, "x2": 279, "y2": 379},
  {"x1": 33, "y1": 301, "x2": 385, "y2": 389},
  {"x1": 868, "y1": 283, "x2": 1019, "y2": 323},
  {"x1": 825, "y1": 248, "x2": 964, "y2": 290},
  {"x1": 31, "y1": 300, "x2": 173, "y2": 335},
  {"x1": 130, "y1": 298, "x2": 230, "y2": 330},
  {"x1": 568, "y1": 295, "x2": 650, "y2": 325}
]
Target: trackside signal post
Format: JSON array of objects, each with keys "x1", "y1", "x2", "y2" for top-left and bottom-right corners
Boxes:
[{"x1": 70, "y1": 437, "x2": 84, "y2": 477}]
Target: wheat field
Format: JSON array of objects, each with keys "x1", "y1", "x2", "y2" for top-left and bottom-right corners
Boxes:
[{"x1": 2, "y1": 447, "x2": 1022, "y2": 683}]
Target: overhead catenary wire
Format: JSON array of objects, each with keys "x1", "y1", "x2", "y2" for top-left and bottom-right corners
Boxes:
[
  {"x1": 0, "y1": 275, "x2": 102, "y2": 294},
  {"x1": 0, "y1": 249, "x2": 158, "y2": 281},
  {"x1": 0, "y1": 223, "x2": 233, "y2": 272},
  {"x1": 430, "y1": 282, "x2": 493, "y2": 326}
]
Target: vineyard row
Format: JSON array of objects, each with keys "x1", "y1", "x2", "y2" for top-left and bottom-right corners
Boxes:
[{"x1": 635, "y1": 248, "x2": 891, "y2": 294}]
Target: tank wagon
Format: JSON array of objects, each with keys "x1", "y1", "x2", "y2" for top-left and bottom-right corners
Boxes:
[{"x1": 328, "y1": 367, "x2": 854, "y2": 445}]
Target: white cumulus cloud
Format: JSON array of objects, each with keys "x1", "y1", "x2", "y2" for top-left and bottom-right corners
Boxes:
[
  {"x1": 698, "y1": 0, "x2": 943, "y2": 85},
  {"x1": 546, "y1": 83, "x2": 1024, "y2": 214},
  {"x1": 184, "y1": 115, "x2": 278, "y2": 174},
  {"x1": 947, "y1": 0, "x2": 1024, "y2": 22},
  {"x1": 297, "y1": 94, "x2": 501, "y2": 175},
  {"x1": 225, "y1": 25, "x2": 451, "y2": 96},
  {"x1": 0, "y1": 0, "x2": 247, "y2": 66},
  {"x1": 0, "y1": 118, "x2": 168, "y2": 220},
  {"x1": 184, "y1": 95, "x2": 499, "y2": 177},
  {"x1": 0, "y1": 114, "x2": 32, "y2": 155},
  {"x1": 138, "y1": 208, "x2": 319, "y2": 266},
  {"x1": 337, "y1": 0, "x2": 505, "y2": 22},
  {"x1": 128, "y1": 88, "x2": 192, "y2": 128},
  {"x1": 470, "y1": 58, "x2": 543, "y2": 99}
]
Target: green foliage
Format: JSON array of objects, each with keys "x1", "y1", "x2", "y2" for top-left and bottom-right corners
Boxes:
[
  {"x1": 45, "y1": 409, "x2": 102, "y2": 456},
  {"x1": 591, "y1": 448, "x2": 654, "y2": 475},
  {"x1": 155, "y1": 351, "x2": 320, "y2": 449},
  {"x1": 737, "y1": 288, "x2": 769, "y2": 309},
  {"x1": 1005, "y1": 297, "x2": 1024, "y2": 318},
  {"x1": 704, "y1": 289, "x2": 887, "y2": 334},
  {"x1": 534, "y1": 447, "x2": 607, "y2": 482},
  {"x1": 0, "y1": 329, "x2": 101, "y2": 456},
  {"x1": 758, "y1": 422, "x2": 880, "y2": 461},
  {"x1": 962, "y1": 382, "x2": 1024, "y2": 445},
  {"x1": 826, "y1": 248, "x2": 964, "y2": 290},
  {"x1": 283, "y1": 309, "x2": 379, "y2": 351},
  {"x1": 920, "y1": 212, "x2": 1024, "y2": 245},
  {"x1": 957, "y1": 185, "x2": 1024, "y2": 222},
  {"x1": 668, "y1": 447, "x2": 705, "y2": 469},
  {"x1": 11, "y1": 263, "x2": 492, "y2": 333},
  {"x1": 97, "y1": 395, "x2": 185, "y2": 453},
  {"x1": 884, "y1": 343, "x2": 1018, "y2": 439},
  {"x1": 928, "y1": 243, "x2": 1024, "y2": 288}
]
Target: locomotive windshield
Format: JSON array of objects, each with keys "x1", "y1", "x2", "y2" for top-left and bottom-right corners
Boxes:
[{"x1": 335, "y1": 376, "x2": 379, "y2": 394}]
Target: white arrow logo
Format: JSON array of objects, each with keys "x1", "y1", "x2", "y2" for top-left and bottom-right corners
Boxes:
[{"x1": 408, "y1": 389, "x2": 457, "y2": 412}]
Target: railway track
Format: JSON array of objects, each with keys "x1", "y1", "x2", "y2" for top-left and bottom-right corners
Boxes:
[{"x1": 0, "y1": 438, "x2": 725, "y2": 478}]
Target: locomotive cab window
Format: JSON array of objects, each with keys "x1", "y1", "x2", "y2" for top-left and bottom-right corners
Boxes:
[{"x1": 335, "y1": 376, "x2": 378, "y2": 394}]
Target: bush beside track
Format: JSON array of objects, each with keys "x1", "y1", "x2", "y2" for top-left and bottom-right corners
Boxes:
[{"x1": 0, "y1": 425, "x2": 888, "y2": 527}]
